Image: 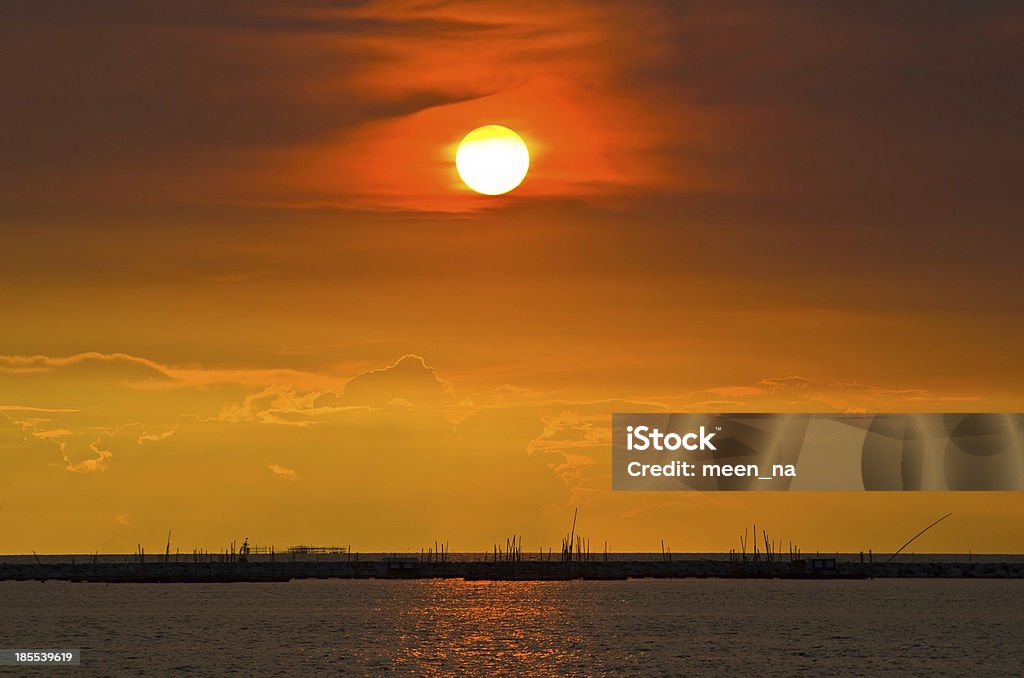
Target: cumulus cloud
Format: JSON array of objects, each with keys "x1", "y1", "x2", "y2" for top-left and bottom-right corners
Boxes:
[
  {"x1": 218, "y1": 385, "x2": 334, "y2": 426},
  {"x1": 0, "y1": 349, "x2": 1018, "y2": 552},
  {"x1": 0, "y1": 350, "x2": 991, "y2": 486},
  {"x1": 64, "y1": 442, "x2": 113, "y2": 474},
  {"x1": 330, "y1": 354, "x2": 451, "y2": 408}
]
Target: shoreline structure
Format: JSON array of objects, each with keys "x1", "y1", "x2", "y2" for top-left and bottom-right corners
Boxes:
[{"x1": 2, "y1": 555, "x2": 1022, "y2": 583}]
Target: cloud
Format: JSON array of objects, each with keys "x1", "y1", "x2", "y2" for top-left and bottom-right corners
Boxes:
[
  {"x1": 333, "y1": 354, "x2": 451, "y2": 408},
  {"x1": 675, "y1": 376, "x2": 986, "y2": 414},
  {"x1": 0, "y1": 405, "x2": 80, "y2": 413},
  {"x1": 0, "y1": 352, "x2": 457, "y2": 479},
  {"x1": 0, "y1": 2, "x2": 485, "y2": 154},
  {"x1": 0, "y1": 352, "x2": 171, "y2": 379},
  {"x1": 64, "y1": 442, "x2": 113, "y2": 473},
  {"x1": 0, "y1": 0, "x2": 681, "y2": 212},
  {"x1": 0, "y1": 352, "x2": 334, "y2": 389},
  {"x1": 758, "y1": 377, "x2": 814, "y2": 392},
  {"x1": 218, "y1": 385, "x2": 335, "y2": 426},
  {"x1": 0, "y1": 348, "x2": 1001, "y2": 488},
  {"x1": 268, "y1": 464, "x2": 297, "y2": 480},
  {"x1": 704, "y1": 386, "x2": 766, "y2": 399},
  {"x1": 0, "y1": 348, "x2": 1020, "y2": 552}
]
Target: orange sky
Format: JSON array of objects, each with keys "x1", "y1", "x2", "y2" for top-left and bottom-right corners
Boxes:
[{"x1": 1, "y1": 1, "x2": 1023, "y2": 554}]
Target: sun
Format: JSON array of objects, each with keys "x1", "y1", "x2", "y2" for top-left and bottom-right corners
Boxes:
[{"x1": 455, "y1": 125, "x2": 530, "y2": 195}]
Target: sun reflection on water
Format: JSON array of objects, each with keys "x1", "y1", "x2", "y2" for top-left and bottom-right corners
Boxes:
[{"x1": 391, "y1": 580, "x2": 592, "y2": 673}]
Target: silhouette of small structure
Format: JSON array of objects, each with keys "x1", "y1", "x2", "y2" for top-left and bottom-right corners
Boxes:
[
  {"x1": 789, "y1": 557, "x2": 838, "y2": 577},
  {"x1": 383, "y1": 556, "x2": 419, "y2": 578},
  {"x1": 286, "y1": 545, "x2": 348, "y2": 555}
]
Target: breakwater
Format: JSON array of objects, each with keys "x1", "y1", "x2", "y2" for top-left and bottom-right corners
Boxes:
[{"x1": 2, "y1": 558, "x2": 1023, "y2": 583}]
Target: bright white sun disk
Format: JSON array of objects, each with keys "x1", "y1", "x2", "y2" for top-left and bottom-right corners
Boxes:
[{"x1": 455, "y1": 125, "x2": 530, "y2": 195}]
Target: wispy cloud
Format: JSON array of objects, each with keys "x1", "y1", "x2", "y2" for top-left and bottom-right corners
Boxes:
[{"x1": 268, "y1": 464, "x2": 297, "y2": 480}]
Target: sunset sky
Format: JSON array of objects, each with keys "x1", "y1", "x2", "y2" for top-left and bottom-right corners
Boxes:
[{"x1": 2, "y1": 1, "x2": 1022, "y2": 554}]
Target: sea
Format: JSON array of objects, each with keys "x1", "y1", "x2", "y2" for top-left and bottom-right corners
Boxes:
[{"x1": 2, "y1": 578, "x2": 1022, "y2": 675}]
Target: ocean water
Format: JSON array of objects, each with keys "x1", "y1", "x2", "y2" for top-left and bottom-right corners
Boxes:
[{"x1": 2, "y1": 579, "x2": 1021, "y2": 675}]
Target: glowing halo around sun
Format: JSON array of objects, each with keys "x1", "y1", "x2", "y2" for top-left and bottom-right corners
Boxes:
[{"x1": 455, "y1": 125, "x2": 530, "y2": 195}]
